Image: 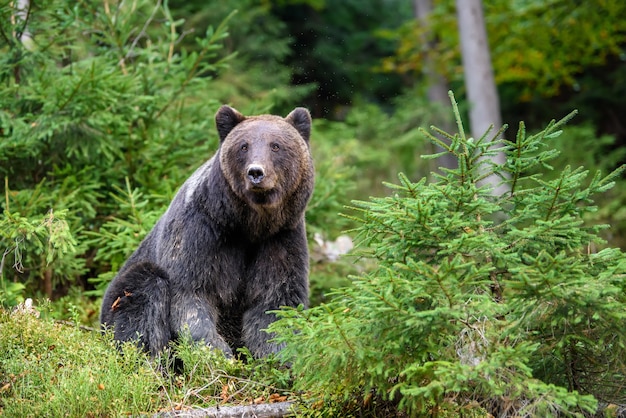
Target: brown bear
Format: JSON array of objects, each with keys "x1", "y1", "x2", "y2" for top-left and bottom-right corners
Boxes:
[{"x1": 100, "y1": 105, "x2": 314, "y2": 358}]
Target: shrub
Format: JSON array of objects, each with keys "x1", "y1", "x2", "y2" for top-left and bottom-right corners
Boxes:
[
  {"x1": 270, "y1": 93, "x2": 626, "y2": 416},
  {"x1": 0, "y1": 0, "x2": 231, "y2": 301}
]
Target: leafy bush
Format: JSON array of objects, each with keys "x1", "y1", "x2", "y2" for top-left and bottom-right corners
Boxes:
[{"x1": 270, "y1": 93, "x2": 626, "y2": 416}]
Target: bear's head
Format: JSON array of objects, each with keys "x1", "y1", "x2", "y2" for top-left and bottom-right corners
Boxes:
[{"x1": 216, "y1": 106, "x2": 314, "y2": 212}]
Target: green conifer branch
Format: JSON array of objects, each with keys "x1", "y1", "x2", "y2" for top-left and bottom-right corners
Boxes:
[{"x1": 271, "y1": 92, "x2": 626, "y2": 415}]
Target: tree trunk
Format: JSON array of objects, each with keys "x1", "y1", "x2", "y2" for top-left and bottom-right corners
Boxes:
[
  {"x1": 43, "y1": 269, "x2": 53, "y2": 299},
  {"x1": 456, "y1": 0, "x2": 508, "y2": 195},
  {"x1": 414, "y1": 0, "x2": 457, "y2": 170}
]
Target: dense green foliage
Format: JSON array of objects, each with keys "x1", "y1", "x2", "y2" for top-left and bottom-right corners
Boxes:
[
  {"x1": 0, "y1": 0, "x2": 353, "y2": 308},
  {"x1": 271, "y1": 94, "x2": 626, "y2": 416},
  {"x1": 0, "y1": 0, "x2": 231, "y2": 303},
  {"x1": 2, "y1": 0, "x2": 625, "y2": 309}
]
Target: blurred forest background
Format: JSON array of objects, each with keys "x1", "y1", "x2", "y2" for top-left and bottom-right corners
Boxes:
[{"x1": 1, "y1": 0, "x2": 625, "y2": 321}]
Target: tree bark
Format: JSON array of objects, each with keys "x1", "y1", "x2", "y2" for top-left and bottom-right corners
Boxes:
[
  {"x1": 43, "y1": 268, "x2": 53, "y2": 299},
  {"x1": 456, "y1": 0, "x2": 508, "y2": 195}
]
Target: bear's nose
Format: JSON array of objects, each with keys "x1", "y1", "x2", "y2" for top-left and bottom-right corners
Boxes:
[{"x1": 247, "y1": 165, "x2": 265, "y2": 184}]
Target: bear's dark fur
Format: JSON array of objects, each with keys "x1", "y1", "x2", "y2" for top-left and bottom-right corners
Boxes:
[{"x1": 100, "y1": 106, "x2": 314, "y2": 357}]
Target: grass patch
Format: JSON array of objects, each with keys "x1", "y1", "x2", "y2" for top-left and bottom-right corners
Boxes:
[{"x1": 0, "y1": 302, "x2": 293, "y2": 417}]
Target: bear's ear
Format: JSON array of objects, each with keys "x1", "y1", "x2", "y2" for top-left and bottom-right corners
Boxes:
[
  {"x1": 215, "y1": 105, "x2": 246, "y2": 142},
  {"x1": 285, "y1": 107, "x2": 312, "y2": 143}
]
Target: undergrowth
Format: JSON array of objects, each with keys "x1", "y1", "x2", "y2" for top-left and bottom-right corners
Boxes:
[{"x1": 0, "y1": 302, "x2": 293, "y2": 416}]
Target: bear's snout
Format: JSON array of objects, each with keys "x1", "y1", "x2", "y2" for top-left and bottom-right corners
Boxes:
[{"x1": 247, "y1": 164, "x2": 266, "y2": 185}]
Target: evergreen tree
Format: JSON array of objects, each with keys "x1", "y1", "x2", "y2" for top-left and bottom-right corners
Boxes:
[
  {"x1": 271, "y1": 93, "x2": 626, "y2": 416},
  {"x1": 0, "y1": 0, "x2": 232, "y2": 300}
]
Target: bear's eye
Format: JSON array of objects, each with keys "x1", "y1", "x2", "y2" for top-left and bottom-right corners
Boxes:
[
  {"x1": 271, "y1": 143, "x2": 280, "y2": 152},
  {"x1": 240, "y1": 144, "x2": 248, "y2": 152}
]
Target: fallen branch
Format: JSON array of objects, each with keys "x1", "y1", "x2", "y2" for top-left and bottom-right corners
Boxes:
[{"x1": 154, "y1": 401, "x2": 295, "y2": 418}]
